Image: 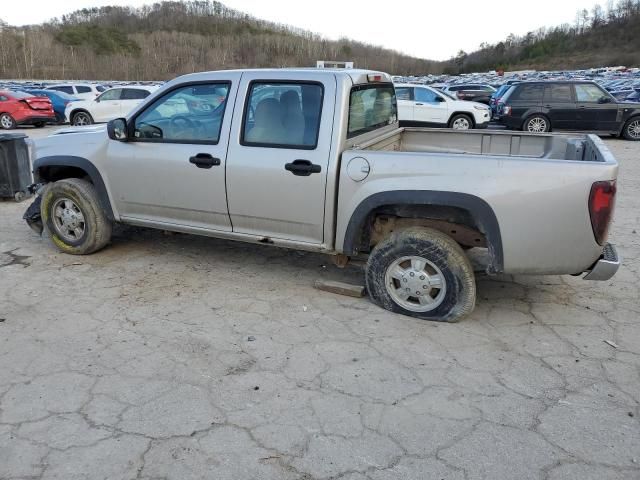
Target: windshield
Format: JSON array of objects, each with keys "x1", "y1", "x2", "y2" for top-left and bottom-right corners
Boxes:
[{"x1": 347, "y1": 83, "x2": 397, "y2": 138}]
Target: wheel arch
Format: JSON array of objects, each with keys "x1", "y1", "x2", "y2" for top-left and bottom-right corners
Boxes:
[
  {"x1": 342, "y1": 190, "x2": 504, "y2": 273},
  {"x1": 33, "y1": 155, "x2": 114, "y2": 221}
]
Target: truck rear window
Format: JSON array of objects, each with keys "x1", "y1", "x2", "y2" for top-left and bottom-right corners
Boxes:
[{"x1": 348, "y1": 84, "x2": 397, "y2": 138}]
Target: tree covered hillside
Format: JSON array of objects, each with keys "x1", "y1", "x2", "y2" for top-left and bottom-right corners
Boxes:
[
  {"x1": 450, "y1": 0, "x2": 640, "y2": 73},
  {"x1": 0, "y1": 0, "x2": 440, "y2": 80}
]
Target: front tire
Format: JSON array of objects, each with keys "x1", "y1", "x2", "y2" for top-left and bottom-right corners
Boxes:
[
  {"x1": 0, "y1": 113, "x2": 16, "y2": 130},
  {"x1": 523, "y1": 114, "x2": 550, "y2": 133},
  {"x1": 449, "y1": 114, "x2": 473, "y2": 130},
  {"x1": 365, "y1": 227, "x2": 476, "y2": 322},
  {"x1": 41, "y1": 178, "x2": 112, "y2": 255},
  {"x1": 71, "y1": 111, "x2": 93, "y2": 126},
  {"x1": 622, "y1": 117, "x2": 640, "y2": 141}
]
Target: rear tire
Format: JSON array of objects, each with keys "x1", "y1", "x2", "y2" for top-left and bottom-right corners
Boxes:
[
  {"x1": 0, "y1": 113, "x2": 16, "y2": 130},
  {"x1": 41, "y1": 178, "x2": 112, "y2": 255},
  {"x1": 622, "y1": 117, "x2": 640, "y2": 141},
  {"x1": 523, "y1": 114, "x2": 550, "y2": 133},
  {"x1": 71, "y1": 111, "x2": 93, "y2": 126},
  {"x1": 448, "y1": 114, "x2": 473, "y2": 130},
  {"x1": 365, "y1": 227, "x2": 476, "y2": 322}
]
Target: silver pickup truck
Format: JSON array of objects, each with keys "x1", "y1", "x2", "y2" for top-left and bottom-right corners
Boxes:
[{"x1": 27, "y1": 68, "x2": 620, "y2": 321}]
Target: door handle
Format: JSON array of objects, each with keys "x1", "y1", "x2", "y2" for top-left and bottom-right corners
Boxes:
[
  {"x1": 284, "y1": 159, "x2": 321, "y2": 176},
  {"x1": 415, "y1": 102, "x2": 424, "y2": 105},
  {"x1": 189, "y1": 153, "x2": 221, "y2": 169},
  {"x1": 578, "y1": 105, "x2": 586, "y2": 109}
]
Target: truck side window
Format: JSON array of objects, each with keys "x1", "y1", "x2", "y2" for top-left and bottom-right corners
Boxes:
[
  {"x1": 242, "y1": 82, "x2": 323, "y2": 149},
  {"x1": 132, "y1": 83, "x2": 230, "y2": 143},
  {"x1": 348, "y1": 84, "x2": 398, "y2": 138}
]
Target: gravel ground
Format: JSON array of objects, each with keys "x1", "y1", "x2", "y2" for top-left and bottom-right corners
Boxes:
[{"x1": 0, "y1": 128, "x2": 639, "y2": 480}]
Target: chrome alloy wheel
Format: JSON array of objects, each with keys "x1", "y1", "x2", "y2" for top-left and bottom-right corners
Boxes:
[
  {"x1": 452, "y1": 117, "x2": 471, "y2": 129},
  {"x1": 384, "y1": 255, "x2": 447, "y2": 312},
  {"x1": 527, "y1": 117, "x2": 547, "y2": 133},
  {"x1": 627, "y1": 119, "x2": 640, "y2": 139},
  {"x1": 52, "y1": 197, "x2": 86, "y2": 242}
]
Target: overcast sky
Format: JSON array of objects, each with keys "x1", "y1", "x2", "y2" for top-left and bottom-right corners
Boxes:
[{"x1": 2, "y1": 0, "x2": 595, "y2": 60}]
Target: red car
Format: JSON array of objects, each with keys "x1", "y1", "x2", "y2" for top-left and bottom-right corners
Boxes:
[{"x1": 0, "y1": 90, "x2": 56, "y2": 129}]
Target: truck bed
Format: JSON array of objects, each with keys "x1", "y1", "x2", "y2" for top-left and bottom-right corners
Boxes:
[{"x1": 353, "y1": 127, "x2": 612, "y2": 162}]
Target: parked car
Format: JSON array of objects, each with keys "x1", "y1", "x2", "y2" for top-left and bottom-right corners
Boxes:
[
  {"x1": 27, "y1": 69, "x2": 619, "y2": 322},
  {"x1": 624, "y1": 89, "x2": 640, "y2": 103},
  {"x1": 45, "y1": 83, "x2": 106, "y2": 101},
  {"x1": 497, "y1": 81, "x2": 640, "y2": 140},
  {"x1": 66, "y1": 85, "x2": 159, "y2": 125},
  {"x1": 0, "y1": 90, "x2": 56, "y2": 129},
  {"x1": 24, "y1": 89, "x2": 80, "y2": 124},
  {"x1": 394, "y1": 84, "x2": 490, "y2": 129},
  {"x1": 489, "y1": 83, "x2": 520, "y2": 118},
  {"x1": 440, "y1": 84, "x2": 496, "y2": 105}
]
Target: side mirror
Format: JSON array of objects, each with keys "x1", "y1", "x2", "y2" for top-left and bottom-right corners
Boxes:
[
  {"x1": 107, "y1": 118, "x2": 128, "y2": 141},
  {"x1": 436, "y1": 96, "x2": 446, "y2": 102},
  {"x1": 598, "y1": 96, "x2": 612, "y2": 104}
]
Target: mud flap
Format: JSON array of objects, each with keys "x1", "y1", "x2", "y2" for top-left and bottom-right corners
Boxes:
[{"x1": 23, "y1": 195, "x2": 43, "y2": 235}]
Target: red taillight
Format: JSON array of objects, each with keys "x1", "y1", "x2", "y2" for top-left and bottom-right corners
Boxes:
[
  {"x1": 589, "y1": 180, "x2": 616, "y2": 245},
  {"x1": 503, "y1": 105, "x2": 512, "y2": 115}
]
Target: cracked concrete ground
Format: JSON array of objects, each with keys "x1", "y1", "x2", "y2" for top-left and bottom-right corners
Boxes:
[{"x1": 0, "y1": 132, "x2": 639, "y2": 479}]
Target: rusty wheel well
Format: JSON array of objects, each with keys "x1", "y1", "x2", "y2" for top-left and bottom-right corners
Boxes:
[
  {"x1": 356, "y1": 204, "x2": 487, "y2": 253},
  {"x1": 36, "y1": 165, "x2": 92, "y2": 184}
]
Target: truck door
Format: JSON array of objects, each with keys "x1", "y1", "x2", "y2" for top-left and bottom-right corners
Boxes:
[
  {"x1": 106, "y1": 73, "x2": 240, "y2": 231},
  {"x1": 225, "y1": 72, "x2": 336, "y2": 244}
]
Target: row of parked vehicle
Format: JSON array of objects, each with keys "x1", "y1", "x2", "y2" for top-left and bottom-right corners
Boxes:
[{"x1": 0, "y1": 81, "x2": 160, "y2": 129}]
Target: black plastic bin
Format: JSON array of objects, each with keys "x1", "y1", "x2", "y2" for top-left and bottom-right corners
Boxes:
[{"x1": 0, "y1": 133, "x2": 31, "y2": 201}]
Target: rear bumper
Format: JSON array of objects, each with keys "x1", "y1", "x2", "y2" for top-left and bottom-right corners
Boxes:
[
  {"x1": 17, "y1": 114, "x2": 56, "y2": 125},
  {"x1": 583, "y1": 243, "x2": 620, "y2": 281}
]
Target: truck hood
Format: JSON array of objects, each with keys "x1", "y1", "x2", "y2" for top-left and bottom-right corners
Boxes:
[
  {"x1": 34, "y1": 125, "x2": 108, "y2": 162},
  {"x1": 52, "y1": 125, "x2": 107, "y2": 136}
]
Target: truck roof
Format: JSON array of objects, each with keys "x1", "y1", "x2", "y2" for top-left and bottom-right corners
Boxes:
[{"x1": 173, "y1": 68, "x2": 392, "y2": 86}]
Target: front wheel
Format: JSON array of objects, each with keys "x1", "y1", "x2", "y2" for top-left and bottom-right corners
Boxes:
[
  {"x1": 449, "y1": 114, "x2": 473, "y2": 130},
  {"x1": 523, "y1": 115, "x2": 550, "y2": 133},
  {"x1": 0, "y1": 113, "x2": 16, "y2": 130},
  {"x1": 71, "y1": 111, "x2": 93, "y2": 126},
  {"x1": 622, "y1": 117, "x2": 640, "y2": 141},
  {"x1": 41, "y1": 178, "x2": 112, "y2": 255},
  {"x1": 365, "y1": 227, "x2": 476, "y2": 322}
]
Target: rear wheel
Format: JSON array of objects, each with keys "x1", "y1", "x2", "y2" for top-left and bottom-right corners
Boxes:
[
  {"x1": 523, "y1": 115, "x2": 550, "y2": 133},
  {"x1": 0, "y1": 113, "x2": 16, "y2": 130},
  {"x1": 71, "y1": 111, "x2": 93, "y2": 126},
  {"x1": 41, "y1": 178, "x2": 112, "y2": 255},
  {"x1": 622, "y1": 117, "x2": 640, "y2": 141},
  {"x1": 449, "y1": 114, "x2": 473, "y2": 130},
  {"x1": 365, "y1": 227, "x2": 476, "y2": 322}
]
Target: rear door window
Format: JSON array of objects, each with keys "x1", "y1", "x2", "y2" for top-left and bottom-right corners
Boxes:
[
  {"x1": 509, "y1": 85, "x2": 544, "y2": 102},
  {"x1": 544, "y1": 84, "x2": 573, "y2": 102},
  {"x1": 395, "y1": 87, "x2": 413, "y2": 101},
  {"x1": 241, "y1": 82, "x2": 323, "y2": 149},
  {"x1": 122, "y1": 88, "x2": 150, "y2": 100},
  {"x1": 76, "y1": 86, "x2": 92, "y2": 94},
  {"x1": 51, "y1": 86, "x2": 74, "y2": 94},
  {"x1": 98, "y1": 89, "x2": 122, "y2": 101}
]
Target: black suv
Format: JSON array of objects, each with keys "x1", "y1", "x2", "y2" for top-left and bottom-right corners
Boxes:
[{"x1": 497, "y1": 81, "x2": 640, "y2": 140}]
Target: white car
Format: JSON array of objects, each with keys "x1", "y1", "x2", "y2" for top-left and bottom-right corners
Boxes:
[
  {"x1": 45, "y1": 83, "x2": 106, "y2": 101},
  {"x1": 394, "y1": 84, "x2": 490, "y2": 129},
  {"x1": 66, "y1": 85, "x2": 159, "y2": 126}
]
